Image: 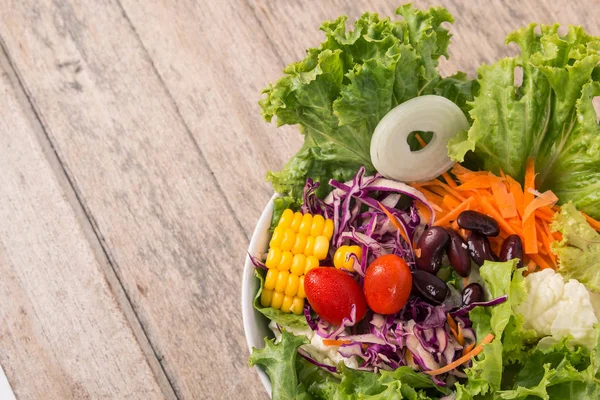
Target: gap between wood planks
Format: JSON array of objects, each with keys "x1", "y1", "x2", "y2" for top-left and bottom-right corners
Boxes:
[{"x1": 0, "y1": 34, "x2": 179, "y2": 400}]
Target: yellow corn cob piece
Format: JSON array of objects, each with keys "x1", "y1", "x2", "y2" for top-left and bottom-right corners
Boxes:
[
  {"x1": 333, "y1": 245, "x2": 363, "y2": 271},
  {"x1": 261, "y1": 209, "x2": 334, "y2": 313}
]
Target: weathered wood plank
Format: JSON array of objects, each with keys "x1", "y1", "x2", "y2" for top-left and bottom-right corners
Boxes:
[
  {"x1": 0, "y1": 47, "x2": 165, "y2": 400},
  {"x1": 249, "y1": 0, "x2": 600, "y2": 77},
  {"x1": 0, "y1": 0, "x2": 265, "y2": 398}
]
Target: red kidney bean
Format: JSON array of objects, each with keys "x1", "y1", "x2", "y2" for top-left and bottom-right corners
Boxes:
[
  {"x1": 467, "y1": 232, "x2": 497, "y2": 266},
  {"x1": 462, "y1": 283, "x2": 484, "y2": 306},
  {"x1": 412, "y1": 270, "x2": 449, "y2": 305},
  {"x1": 416, "y1": 227, "x2": 450, "y2": 274},
  {"x1": 457, "y1": 210, "x2": 500, "y2": 237},
  {"x1": 447, "y1": 229, "x2": 471, "y2": 277},
  {"x1": 500, "y1": 235, "x2": 524, "y2": 268}
]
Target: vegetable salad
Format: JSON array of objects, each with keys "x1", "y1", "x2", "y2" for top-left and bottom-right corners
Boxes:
[{"x1": 248, "y1": 4, "x2": 600, "y2": 399}]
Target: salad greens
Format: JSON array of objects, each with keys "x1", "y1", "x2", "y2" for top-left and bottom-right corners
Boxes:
[
  {"x1": 250, "y1": 330, "x2": 449, "y2": 399},
  {"x1": 448, "y1": 24, "x2": 600, "y2": 218},
  {"x1": 261, "y1": 5, "x2": 476, "y2": 214},
  {"x1": 251, "y1": 3, "x2": 600, "y2": 400},
  {"x1": 552, "y1": 203, "x2": 600, "y2": 292}
]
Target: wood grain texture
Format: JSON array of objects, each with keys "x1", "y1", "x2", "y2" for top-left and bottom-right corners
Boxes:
[
  {"x1": 1, "y1": 0, "x2": 599, "y2": 399},
  {"x1": 0, "y1": 47, "x2": 165, "y2": 400},
  {"x1": 0, "y1": 0, "x2": 264, "y2": 398}
]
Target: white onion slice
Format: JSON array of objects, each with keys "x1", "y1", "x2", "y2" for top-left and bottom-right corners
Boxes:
[{"x1": 370, "y1": 95, "x2": 469, "y2": 182}]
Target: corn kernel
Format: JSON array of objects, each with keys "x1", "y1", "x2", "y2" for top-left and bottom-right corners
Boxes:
[
  {"x1": 265, "y1": 269, "x2": 277, "y2": 290},
  {"x1": 278, "y1": 251, "x2": 293, "y2": 271},
  {"x1": 291, "y1": 232, "x2": 307, "y2": 255},
  {"x1": 304, "y1": 256, "x2": 319, "y2": 275},
  {"x1": 285, "y1": 274, "x2": 299, "y2": 296},
  {"x1": 334, "y1": 245, "x2": 362, "y2": 271},
  {"x1": 280, "y1": 228, "x2": 296, "y2": 251},
  {"x1": 297, "y1": 276, "x2": 306, "y2": 298},
  {"x1": 313, "y1": 235, "x2": 330, "y2": 260},
  {"x1": 298, "y1": 214, "x2": 313, "y2": 236},
  {"x1": 269, "y1": 226, "x2": 284, "y2": 249},
  {"x1": 311, "y1": 215, "x2": 325, "y2": 236},
  {"x1": 291, "y1": 297, "x2": 304, "y2": 314},
  {"x1": 290, "y1": 212, "x2": 303, "y2": 232},
  {"x1": 265, "y1": 248, "x2": 282, "y2": 269},
  {"x1": 281, "y1": 295, "x2": 294, "y2": 313},
  {"x1": 275, "y1": 270, "x2": 290, "y2": 292},
  {"x1": 291, "y1": 254, "x2": 306, "y2": 276},
  {"x1": 278, "y1": 209, "x2": 294, "y2": 229},
  {"x1": 304, "y1": 236, "x2": 315, "y2": 256},
  {"x1": 261, "y1": 289, "x2": 273, "y2": 307},
  {"x1": 271, "y1": 291, "x2": 284, "y2": 309},
  {"x1": 322, "y1": 219, "x2": 334, "y2": 240}
]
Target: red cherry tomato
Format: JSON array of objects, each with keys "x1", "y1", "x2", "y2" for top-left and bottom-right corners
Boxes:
[
  {"x1": 304, "y1": 267, "x2": 367, "y2": 326},
  {"x1": 364, "y1": 254, "x2": 412, "y2": 315}
]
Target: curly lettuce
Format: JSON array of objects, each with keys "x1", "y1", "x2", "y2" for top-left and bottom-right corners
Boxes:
[
  {"x1": 261, "y1": 5, "x2": 476, "y2": 203},
  {"x1": 448, "y1": 24, "x2": 600, "y2": 218}
]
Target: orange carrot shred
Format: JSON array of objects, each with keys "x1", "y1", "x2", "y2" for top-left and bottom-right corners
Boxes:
[
  {"x1": 434, "y1": 198, "x2": 475, "y2": 227},
  {"x1": 415, "y1": 248, "x2": 422, "y2": 258},
  {"x1": 523, "y1": 190, "x2": 558, "y2": 222},
  {"x1": 378, "y1": 201, "x2": 411, "y2": 245},
  {"x1": 447, "y1": 314, "x2": 458, "y2": 333},
  {"x1": 423, "y1": 179, "x2": 467, "y2": 202},
  {"x1": 457, "y1": 323, "x2": 465, "y2": 346},
  {"x1": 541, "y1": 222, "x2": 557, "y2": 265},
  {"x1": 529, "y1": 253, "x2": 553, "y2": 270},
  {"x1": 425, "y1": 334, "x2": 495, "y2": 376},
  {"x1": 444, "y1": 195, "x2": 462, "y2": 210},
  {"x1": 506, "y1": 175, "x2": 525, "y2": 218},
  {"x1": 462, "y1": 342, "x2": 476, "y2": 356},
  {"x1": 480, "y1": 196, "x2": 518, "y2": 235},
  {"x1": 491, "y1": 178, "x2": 518, "y2": 219},
  {"x1": 443, "y1": 172, "x2": 458, "y2": 189},
  {"x1": 582, "y1": 212, "x2": 600, "y2": 231},
  {"x1": 523, "y1": 158, "x2": 538, "y2": 254},
  {"x1": 322, "y1": 339, "x2": 352, "y2": 346},
  {"x1": 414, "y1": 133, "x2": 428, "y2": 148}
]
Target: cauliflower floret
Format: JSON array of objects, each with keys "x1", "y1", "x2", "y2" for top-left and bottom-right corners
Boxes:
[{"x1": 516, "y1": 269, "x2": 598, "y2": 349}]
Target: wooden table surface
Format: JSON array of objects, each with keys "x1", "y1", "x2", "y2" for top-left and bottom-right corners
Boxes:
[{"x1": 0, "y1": 0, "x2": 598, "y2": 398}]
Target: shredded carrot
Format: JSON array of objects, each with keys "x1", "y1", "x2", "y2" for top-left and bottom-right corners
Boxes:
[
  {"x1": 421, "y1": 179, "x2": 467, "y2": 202},
  {"x1": 523, "y1": 158, "x2": 538, "y2": 254},
  {"x1": 416, "y1": 202, "x2": 432, "y2": 225},
  {"x1": 322, "y1": 339, "x2": 352, "y2": 346},
  {"x1": 529, "y1": 253, "x2": 553, "y2": 270},
  {"x1": 425, "y1": 334, "x2": 495, "y2": 376},
  {"x1": 523, "y1": 190, "x2": 558, "y2": 222},
  {"x1": 462, "y1": 342, "x2": 476, "y2": 356},
  {"x1": 527, "y1": 260, "x2": 537, "y2": 273},
  {"x1": 506, "y1": 176, "x2": 525, "y2": 218},
  {"x1": 410, "y1": 158, "x2": 568, "y2": 267},
  {"x1": 456, "y1": 323, "x2": 465, "y2": 346},
  {"x1": 541, "y1": 222, "x2": 557, "y2": 265},
  {"x1": 447, "y1": 314, "x2": 458, "y2": 333},
  {"x1": 378, "y1": 201, "x2": 410, "y2": 245},
  {"x1": 434, "y1": 197, "x2": 475, "y2": 227},
  {"x1": 443, "y1": 172, "x2": 458, "y2": 189},
  {"x1": 414, "y1": 133, "x2": 428, "y2": 148},
  {"x1": 463, "y1": 276, "x2": 469, "y2": 287},
  {"x1": 443, "y1": 194, "x2": 462, "y2": 210},
  {"x1": 582, "y1": 212, "x2": 600, "y2": 232},
  {"x1": 480, "y1": 196, "x2": 518, "y2": 235},
  {"x1": 415, "y1": 248, "x2": 422, "y2": 258},
  {"x1": 491, "y1": 178, "x2": 518, "y2": 219}
]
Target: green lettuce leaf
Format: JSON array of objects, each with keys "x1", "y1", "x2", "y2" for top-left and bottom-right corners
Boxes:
[
  {"x1": 461, "y1": 260, "x2": 536, "y2": 397},
  {"x1": 497, "y1": 338, "x2": 600, "y2": 400},
  {"x1": 249, "y1": 330, "x2": 308, "y2": 400},
  {"x1": 448, "y1": 24, "x2": 600, "y2": 217},
  {"x1": 253, "y1": 269, "x2": 308, "y2": 328},
  {"x1": 552, "y1": 202, "x2": 600, "y2": 292},
  {"x1": 262, "y1": 5, "x2": 475, "y2": 201}
]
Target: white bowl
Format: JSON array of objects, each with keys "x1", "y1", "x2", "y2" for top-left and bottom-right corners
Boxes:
[{"x1": 241, "y1": 195, "x2": 277, "y2": 396}]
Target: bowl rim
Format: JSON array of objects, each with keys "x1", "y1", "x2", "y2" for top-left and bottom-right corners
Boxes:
[{"x1": 241, "y1": 194, "x2": 277, "y2": 397}]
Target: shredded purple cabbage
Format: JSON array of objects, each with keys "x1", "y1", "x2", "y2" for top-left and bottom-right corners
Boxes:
[
  {"x1": 297, "y1": 348, "x2": 338, "y2": 373},
  {"x1": 449, "y1": 294, "x2": 508, "y2": 317},
  {"x1": 248, "y1": 252, "x2": 267, "y2": 271}
]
